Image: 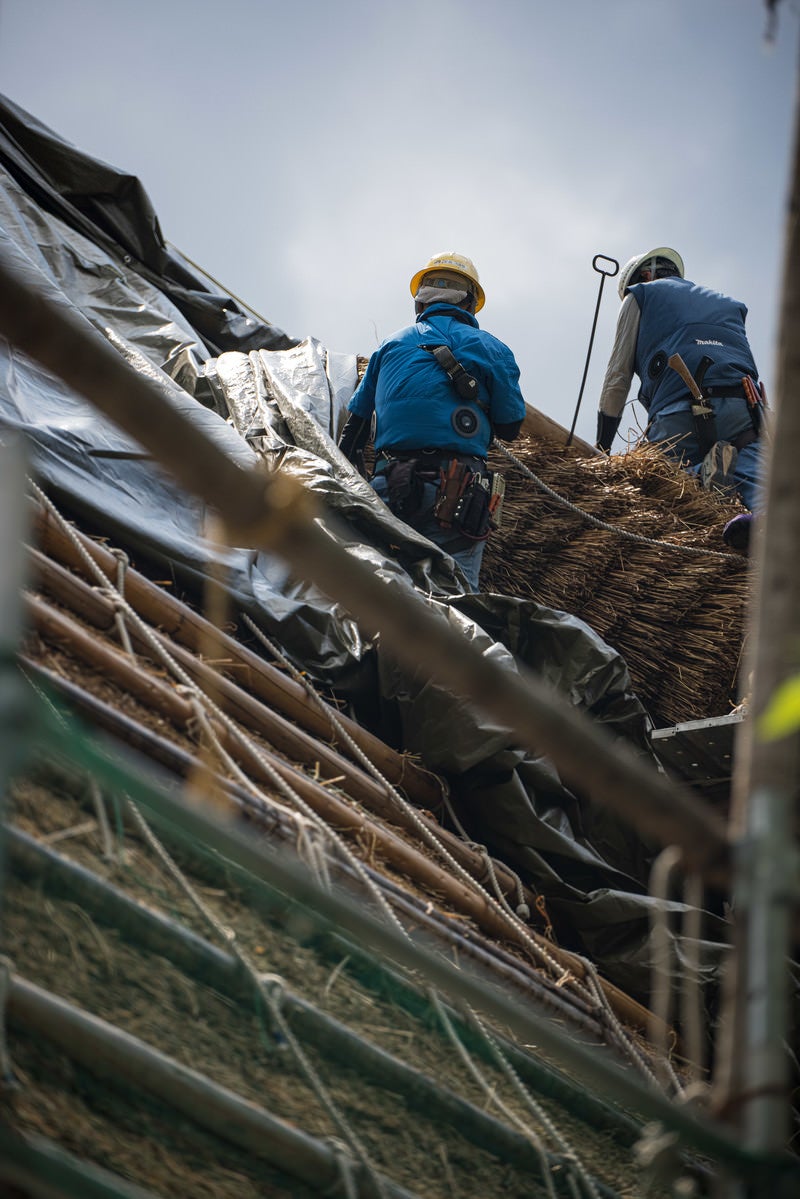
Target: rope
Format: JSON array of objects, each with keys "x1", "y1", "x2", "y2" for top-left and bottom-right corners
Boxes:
[
  {"x1": 126, "y1": 799, "x2": 387, "y2": 1198},
  {"x1": 260, "y1": 974, "x2": 388, "y2": 1199},
  {"x1": 108, "y1": 548, "x2": 135, "y2": 656},
  {"x1": 681, "y1": 872, "x2": 708, "y2": 1089},
  {"x1": 27, "y1": 480, "x2": 408, "y2": 943},
  {"x1": 429, "y1": 988, "x2": 559, "y2": 1199},
  {"x1": 440, "y1": 789, "x2": 530, "y2": 919},
  {"x1": 240, "y1": 614, "x2": 667, "y2": 1091},
  {"x1": 29, "y1": 480, "x2": 667, "y2": 1091},
  {"x1": 88, "y1": 778, "x2": 116, "y2": 862},
  {"x1": 468, "y1": 1007, "x2": 602, "y2": 1199},
  {"x1": 321, "y1": 1138, "x2": 360, "y2": 1199},
  {"x1": 493, "y1": 440, "x2": 735, "y2": 560}
]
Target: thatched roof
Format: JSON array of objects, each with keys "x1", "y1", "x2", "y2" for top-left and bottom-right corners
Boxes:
[
  {"x1": 3, "y1": 496, "x2": 666, "y2": 1199},
  {"x1": 484, "y1": 436, "x2": 750, "y2": 729}
]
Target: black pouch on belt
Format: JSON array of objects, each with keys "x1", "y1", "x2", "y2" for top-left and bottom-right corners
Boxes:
[
  {"x1": 454, "y1": 475, "x2": 493, "y2": 540},
  {"x1": 384, "y1": 458, "x2": 424, "y2": 518}
]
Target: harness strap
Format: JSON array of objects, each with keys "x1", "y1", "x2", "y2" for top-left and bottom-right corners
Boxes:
[{"x1": 420, "y1": 343, "x2": 483, "y2": 405}]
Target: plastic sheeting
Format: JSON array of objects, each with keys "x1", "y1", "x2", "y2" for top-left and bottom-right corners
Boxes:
[{"x1": 0, "y1": 95, "x2": 729, "y2": 1001}]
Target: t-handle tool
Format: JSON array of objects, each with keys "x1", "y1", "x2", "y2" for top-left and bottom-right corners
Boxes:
[{"x1": 567, "y1": 254, "x2": 620, "y2": 446}]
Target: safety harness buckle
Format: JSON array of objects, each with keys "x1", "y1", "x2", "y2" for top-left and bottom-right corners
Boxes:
[{"x1": 421, "y1": 344, "x2": 479, "y2": 402}]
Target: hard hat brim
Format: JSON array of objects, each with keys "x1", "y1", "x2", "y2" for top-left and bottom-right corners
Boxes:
[
  {"x1": 409, "y1": 265, "x2": 486, "y2": 312},
  {"x1": 619, "y1": 246, "x2": 684, "y2": 300}
]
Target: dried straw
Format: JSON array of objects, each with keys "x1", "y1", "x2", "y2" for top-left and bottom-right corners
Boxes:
[{"x1": 483, "y1": 437, "x2": 750, "y2": 729}]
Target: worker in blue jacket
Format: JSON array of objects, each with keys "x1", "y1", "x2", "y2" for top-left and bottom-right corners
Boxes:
[
  {"x1": 596, "y1": 247, "x2": 765, "y2": 551},
  {"x1": 339, "y1": 252, "x2": 526, "y2": 590}
]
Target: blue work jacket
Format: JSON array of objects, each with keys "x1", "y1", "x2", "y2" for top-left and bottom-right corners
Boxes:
[
  {"x1": 630, "y1": 277, "x2": 758, "y2": 417},
  {"x1": 347, "y1": 302, "x2": 526, "y2": 458}
]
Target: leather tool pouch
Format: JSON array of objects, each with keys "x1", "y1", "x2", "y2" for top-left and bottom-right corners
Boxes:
[
  {"x1": 384, "y1": 459, "x2": 424, "y2": 518},
  {"x1": 434, "y1": 461, "x2": 470, "y2": 528}
]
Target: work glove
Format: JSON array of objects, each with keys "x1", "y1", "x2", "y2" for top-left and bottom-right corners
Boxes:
[{"x1": 596, "y1": 412, "x2": 621, "y2": 454}]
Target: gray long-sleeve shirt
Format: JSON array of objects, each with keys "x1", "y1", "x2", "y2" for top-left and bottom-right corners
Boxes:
[{"x1": 598, "y1": 295, "x2": 640, "y2": 417}]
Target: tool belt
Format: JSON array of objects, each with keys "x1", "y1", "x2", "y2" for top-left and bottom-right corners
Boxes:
[
  {"x1": 376, "y1": 449, "x2": 504, "y2": 540},
  {"x1": 686, "y1": 380, "x2": 763, "y2": 455}
]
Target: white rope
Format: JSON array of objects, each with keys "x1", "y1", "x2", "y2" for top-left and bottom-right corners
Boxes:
[
  {"x1": 468, "y1": 1006, "x2": 602, "y2": 1199},
  {"x1": 429, "y1": 988, "x2": 559, "y2": 1199},
  {"x1": 241, "y1": 612, "x2": 666, "y2": 1089},
  {"x1": 28, "y1": 480, "x2": 409, "y2": 941},
  {"x1": 260, "y1": 974, "x2": 388, "y2": 1199},
  {"x1": 107, "y1": 548, "x2": 135, "y2": 656},
  {"x1": 493, "y1": 440, "x2": 735, "y2": 560},
  {"x1": 440, "y1": 789, "x2": 530, "y2": 919},
  {"x1": 88, "y1": 778, "x2": 116, "y2": 862},
  {"x1": 126, "y1": 798, "x2": 387, "y2": 1197}
]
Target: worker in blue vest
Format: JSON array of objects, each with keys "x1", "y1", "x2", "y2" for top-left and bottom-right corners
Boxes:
[
  {"x1": 338, "y1": 251, "x2": 526, "y2": 590},
  {"x1": 596, "y1": 247, "x2": 765, "y2": 551}
]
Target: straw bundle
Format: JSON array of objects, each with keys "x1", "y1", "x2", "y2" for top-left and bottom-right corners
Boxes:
[{"x1": 483, "y1": 437, "x2": 750, "y2": 729}]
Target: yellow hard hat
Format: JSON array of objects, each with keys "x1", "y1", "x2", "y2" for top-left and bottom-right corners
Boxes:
[{"x1": 409, "y1": 251, "x2": 485, "y2": 312}]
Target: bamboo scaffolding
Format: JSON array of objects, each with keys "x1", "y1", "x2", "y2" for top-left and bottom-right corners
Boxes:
[
  {"x1": 713, "y1": 49, "x2": 800, "y2": 1153},
  {"x1": 8, "y1": 974, "x2": 423, "y2": 1199},
  {"x1": 27, "y1": 717, "x2": 786, "y2": 1188},
  {"x1": 6, "y1": 826, "x2": 627, "y2": 1179},
  {"x1": 28, "y1": 548, "x2": 455, "y2": 853},
  {"x1": 24, "y1": 594, "x2": 541, "y2": 954},
  {"x1": 20, "y1": 634, "x2": 655, "y2": 1037},
  {"x1": 0, "y1": 252, "x2": 732, "y2": 885},
  {"x1": 31, "y1": 501, "x2": 441, "y2": 810},
  {"x1": 23, "y1": 589, "x2": 549, "y2": 939}
]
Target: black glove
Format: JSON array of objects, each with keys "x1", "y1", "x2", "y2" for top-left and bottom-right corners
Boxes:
[
  {"x1": 492, "y1": 418, "x2": 523, "y2": 442},
  {"x1": 596, "y1": 412, "x2": 621, "y2": 453},
  {"x1": 338, "y1": 414, "x2": 371, "y2": 475}
]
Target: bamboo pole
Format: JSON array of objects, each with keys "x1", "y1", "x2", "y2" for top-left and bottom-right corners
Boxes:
[
  {"x1": 21, "y1": 654, "x2": 656, "y2": 1037},
  {"x1": 0, "y1": 252, "x2": 732, "y2": 884},
  {"x1": 713, "y1": 40, "x2": 800, "y2": 1153},
  {"x1": 521, "y1": 403, "x2": 598, "y2": 457},
  {"x1": 0, "y1": 1124, "x2": 164, "y2": 1199},
  {"x1": 8, "y1": 974, "x2": 422, "y2": 1199},
  {"x1": 6, "y1": 826, "x2": 621, "y2": 1177},
  {"x1": 0, "y1": 436, "x2": 33, "y2": 937},
  {"x1": 31, "y1": 501, "x2": 442, "y2": 810},
  {"x1": 22, "y1": 591, "x2": 550, "y2": 941},
  {"x1": 33, "y1": 721, "x2": 787, "y2": 1187}
]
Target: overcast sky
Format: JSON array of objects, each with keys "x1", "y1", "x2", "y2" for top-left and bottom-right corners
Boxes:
[{"x1": 0, "y1": 0, "x2": 797, "y2": 447}]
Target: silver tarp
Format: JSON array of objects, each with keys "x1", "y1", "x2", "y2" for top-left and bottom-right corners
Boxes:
[{"x1": 0, "y1": 93, "x2": 729, "y2": 1000}]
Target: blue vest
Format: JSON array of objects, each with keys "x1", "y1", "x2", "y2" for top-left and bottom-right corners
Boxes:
[{"x1": 630, "y1": 277, "x2": 758, "y2": 415}]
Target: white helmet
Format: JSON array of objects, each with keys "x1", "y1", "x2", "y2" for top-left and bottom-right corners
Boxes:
[{"x1": 617, "y1": 246, "x2": 684, "y2": 300}]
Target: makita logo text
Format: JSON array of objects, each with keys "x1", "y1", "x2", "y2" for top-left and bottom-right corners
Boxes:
[{"x1": 695, "y1": 339, "x2": 723, "y2": 346}]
